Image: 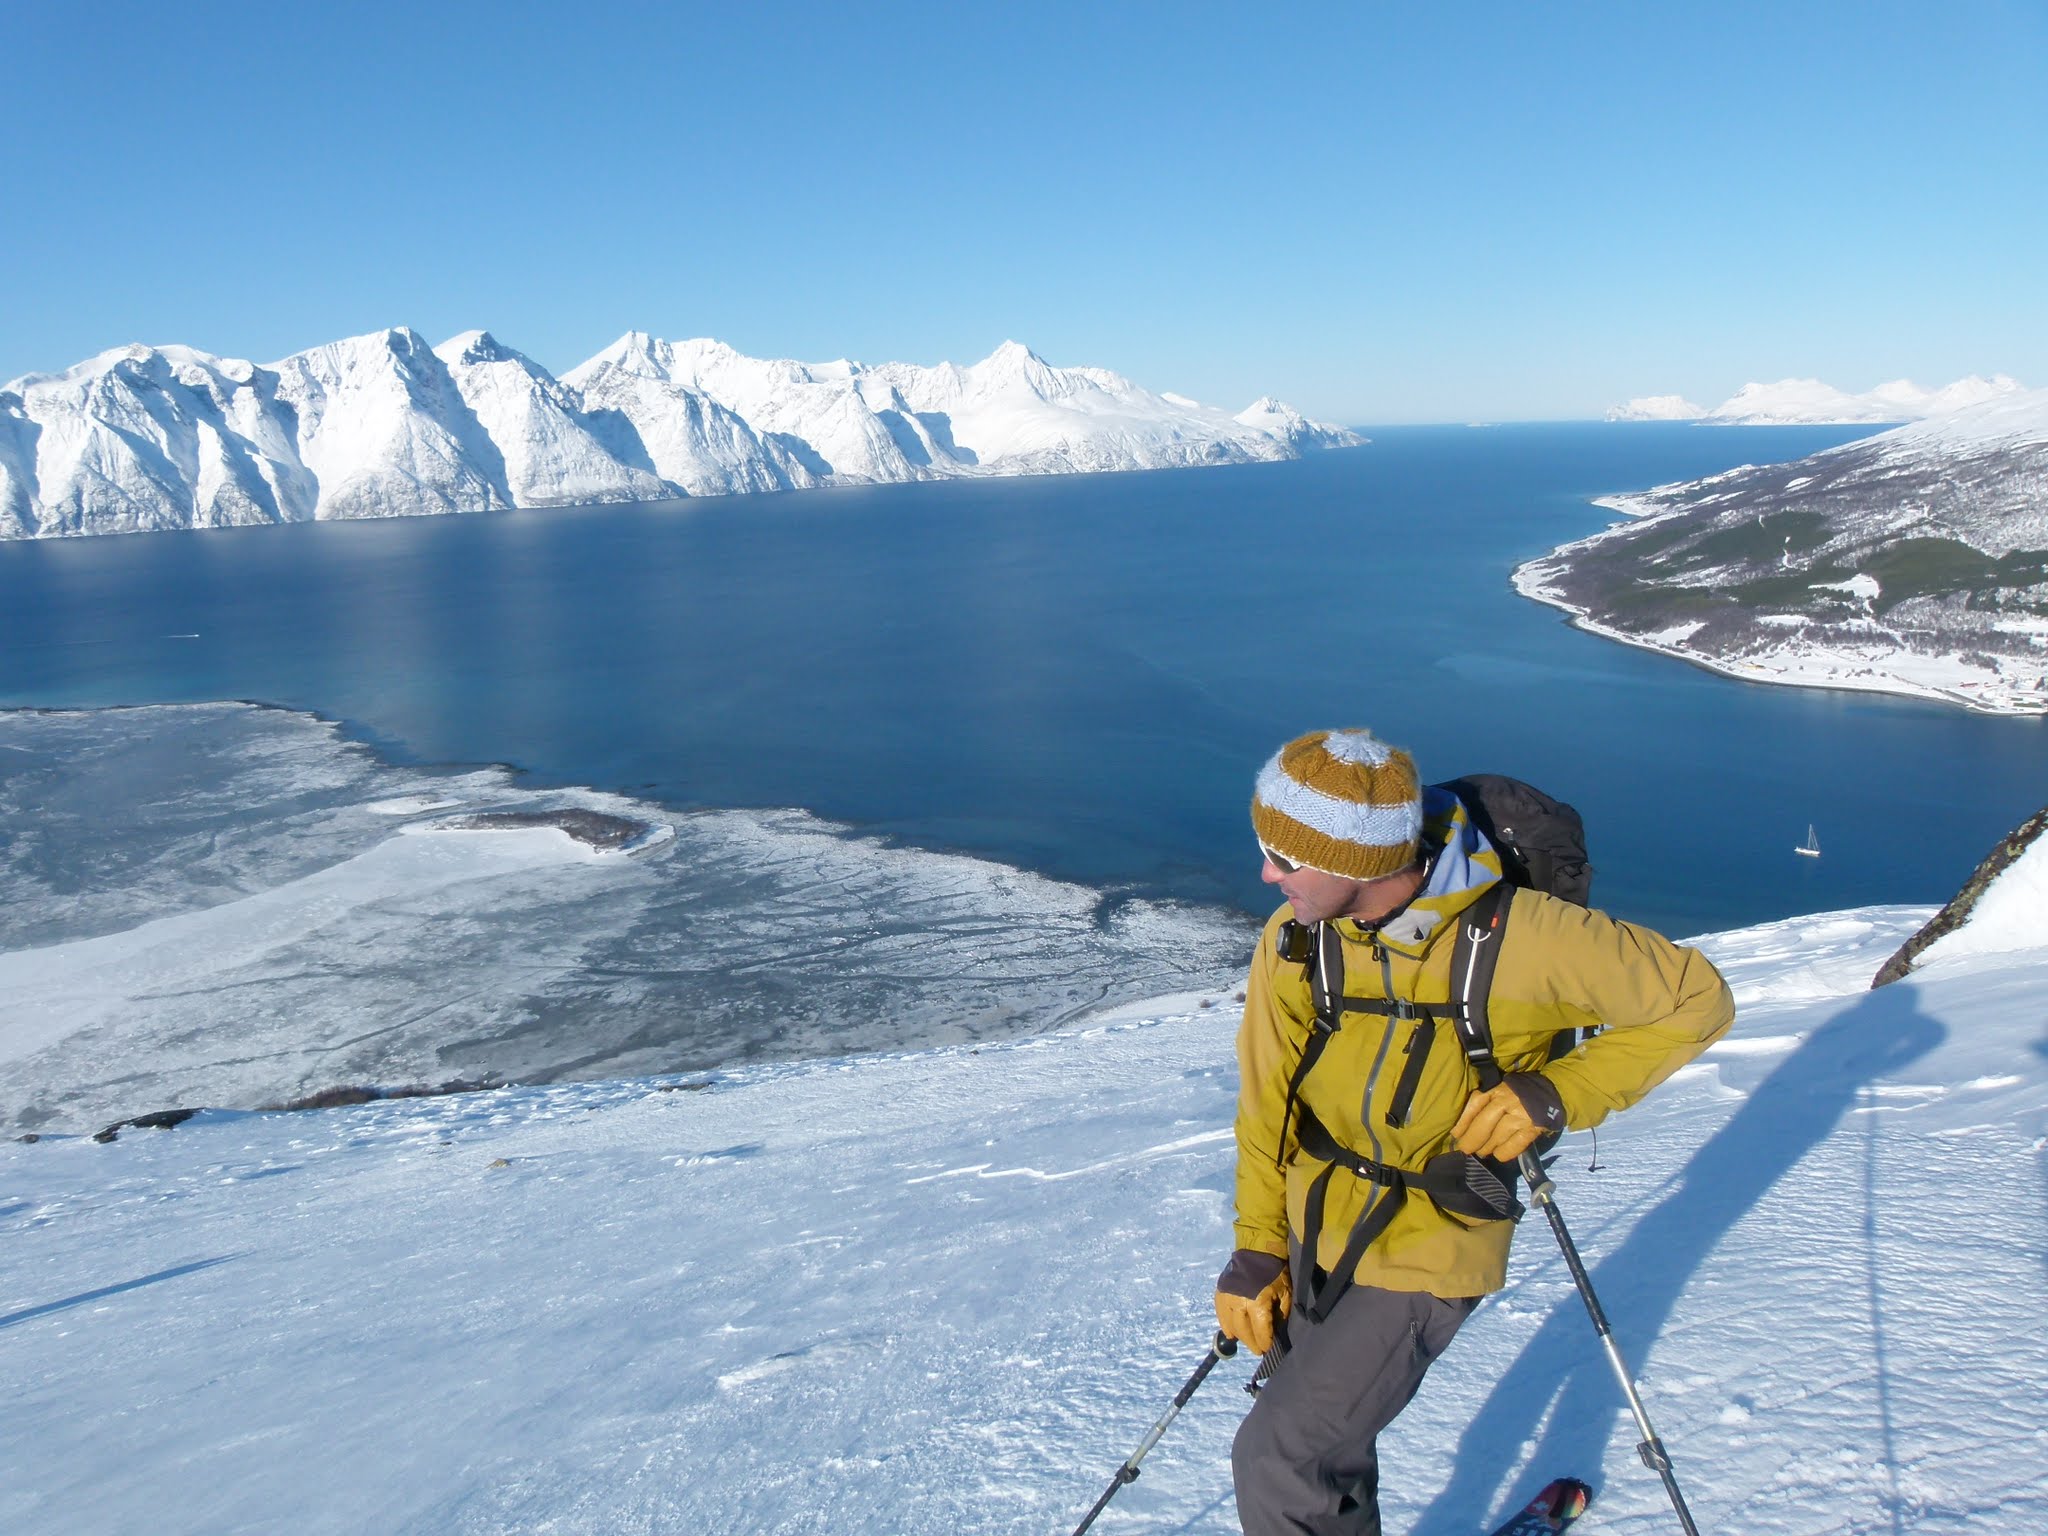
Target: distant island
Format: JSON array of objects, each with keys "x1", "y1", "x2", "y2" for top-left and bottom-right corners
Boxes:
[
  {"x1": 0, "y1": 331, "x2": 1363, "y2": 540},
  {"x1": 1517, "y1": 388, "x2": 2048, "y2": 715},
  {"x1": 1605, "y1": 373, "x2": 2026, "y2": 425}
]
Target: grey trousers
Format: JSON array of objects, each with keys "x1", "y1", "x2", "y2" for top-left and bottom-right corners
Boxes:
[{"x1": 1232, "y1": 1284, "x2": 1477, "y2": 1536}]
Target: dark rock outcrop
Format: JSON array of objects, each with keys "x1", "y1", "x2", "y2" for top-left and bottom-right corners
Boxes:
[
  {"x1": 92, "y1": 1107, "x2": 201, "y2": 1143},
  {"x1": 262, "y1": 1076, "x2": 503, "y2": 1113},
  {"x1": 1872, "y1": 805, "x2": 2048, "y2": 986},
  {"x1": 437, "y1": 808, "x2": 651, "y2": 849}
]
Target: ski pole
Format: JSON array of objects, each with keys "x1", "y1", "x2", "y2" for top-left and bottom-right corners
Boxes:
[
  {"x1": 1069, "y1": 1329, "x2": 1238, "y2": 1536},
  {"x1": 1519, "y1": 1152, "x2": 1703, "y2": 1536}
]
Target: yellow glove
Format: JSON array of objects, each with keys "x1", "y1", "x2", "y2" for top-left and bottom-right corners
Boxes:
[
  {"x1": 1451, "y1": 1074, "x2": 1565, "y2": 1162},
  {"x1": 1214, "y1": 1249, "x2": 1292, "y2": 1355}
]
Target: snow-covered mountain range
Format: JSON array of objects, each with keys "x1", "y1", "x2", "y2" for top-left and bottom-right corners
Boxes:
[
  {"x1": 0, "y1": 330, "x2": 1362, "y2": 540},
  {"x1": 1519, "y1": 386, "x2": 2048, "y2": 713},
  {"x1": 1606, "y1": 373, "x2": 2026, "y2": 425}
]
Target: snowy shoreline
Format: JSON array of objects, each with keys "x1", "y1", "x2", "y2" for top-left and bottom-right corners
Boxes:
[{"x1": 1513, "y1": 499, "x2": 2048, "y2": 718}]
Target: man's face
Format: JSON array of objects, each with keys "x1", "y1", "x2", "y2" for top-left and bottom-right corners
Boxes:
[{"x1": 1261, "y1": 847, "x2": 1367, "y2": 924}]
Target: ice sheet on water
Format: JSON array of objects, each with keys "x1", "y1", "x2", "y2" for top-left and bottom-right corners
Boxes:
[
  {"x1": 0, "y1": 704, "x2": 1253, "y2": 1133},
  {"x1": 0, "y1": 703, "x2": 504, "y2": 952}
]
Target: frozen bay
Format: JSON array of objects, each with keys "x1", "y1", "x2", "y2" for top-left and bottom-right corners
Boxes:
[{"x1": 0, "y1": 705, "x2": 1243, "y2": 1133}]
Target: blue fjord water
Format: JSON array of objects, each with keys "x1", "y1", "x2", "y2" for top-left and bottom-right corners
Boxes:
[{"x1": 1, "y1": 423, "x2": 2041, "y2": 942}]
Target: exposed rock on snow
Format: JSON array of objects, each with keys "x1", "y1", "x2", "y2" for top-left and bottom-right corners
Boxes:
[
  {"x1": 1873, "y1": 804, "x2": 2048, "y2": 985},
  {"x1": 2, "y1": 330, "x2": 1360, "y2": 538},
  {"x1": 431, "y1": 807, "x2": 666, "y2": 852},
  {"x1": 1516, "y1": 387, "x2": 2048, "y2": 714}
]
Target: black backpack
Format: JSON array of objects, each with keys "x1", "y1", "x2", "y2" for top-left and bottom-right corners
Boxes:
[{"x1": 1441, "y1": 774, "x2": 1592, "y2": 909}]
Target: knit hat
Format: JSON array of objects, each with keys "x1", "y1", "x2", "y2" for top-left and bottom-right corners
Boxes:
[{"x1": 1251, "y1": 729, "x2": 1423, "y2": 881}]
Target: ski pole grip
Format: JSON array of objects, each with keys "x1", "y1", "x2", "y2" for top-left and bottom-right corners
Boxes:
[{"x1": 1213, "y1": 1329, "x2": 1237, "y2": 1358}]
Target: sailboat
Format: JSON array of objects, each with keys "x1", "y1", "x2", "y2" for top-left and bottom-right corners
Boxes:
[{"x1": 1795, "y1": 824, "x2": 1821, "y2": 858}]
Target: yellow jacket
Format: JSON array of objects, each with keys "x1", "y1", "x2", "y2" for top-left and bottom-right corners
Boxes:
[{"x1": 1232, "y1": 792, "x2": 1733, "y2": 1298}]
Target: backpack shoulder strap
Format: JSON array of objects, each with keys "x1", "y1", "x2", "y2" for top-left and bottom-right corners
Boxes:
[
  {"x1": 1274, "y1": 921, "x2": 1342, "y2": 1161},
  {"x1": 1449, "y1": 883, "x2": 1513, "y2": 1091}
]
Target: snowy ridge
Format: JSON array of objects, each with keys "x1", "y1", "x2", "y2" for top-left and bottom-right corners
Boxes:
[
  {"x1": 1233, "y1": 395, "x2": 1369, "y2": 451},
  {"x1": 5, "y1": 898, "x2": 2045, "y2": 1533},
  {"x1": 432, "y1": 331, "x2": 669, "y2": 507},
  {"x1": 1606, "y1": 373, "x2": 2026, "y2": 424},
  {"x1": 270, "y1": 329, "x2": 512, "y2": 521},
  {"x1": 0, "y1": 331, "x2": 1361, "y2": 538}
]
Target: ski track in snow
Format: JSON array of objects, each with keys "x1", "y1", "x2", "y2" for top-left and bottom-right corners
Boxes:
[{"x1": 3, "y1": 903, "x2": 2046, "y2": 1534}]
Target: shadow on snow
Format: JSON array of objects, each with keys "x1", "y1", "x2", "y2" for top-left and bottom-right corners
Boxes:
[
  {"x1": 0, "y1": 1254, "x2": 242, "y2": 1331},
  {"x1": 1411, "y1": 982, "x2": 1944, "y2": 1536}
]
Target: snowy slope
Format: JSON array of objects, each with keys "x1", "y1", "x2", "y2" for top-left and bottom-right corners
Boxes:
[
  {"x1": 1916, "y1": 823, "x2": 2048, "y2": 966},
  {"x1": 857, "y1": 342, "x2": 1311, "y2": 472},
  {"x1": 1858, "y1": 381, "x2": 2048, "y2": 456},
  {"x1": 2, "y1": 344, "x2": 317, "y2": 535},
  {"x1": 4, "y1": 893, "x2": 2045, "y2": 1534},
  {"x1": 432, "y1": 331, "x2": 669, "y2": 507},
  {"x1": 610, "y1": 335, "x2": 950, "y2": 483},
  {"x1": 269, "y1": 328, "x2": 513, "y2": 521},
  {"x1": 559, "y1": 333, "x2": 819, "y2": 494},
  {"x1": 0, "y1": 389, "x2": 36, "y2": 537}
]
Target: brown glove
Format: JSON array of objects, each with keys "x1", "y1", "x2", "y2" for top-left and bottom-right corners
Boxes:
[
  {"x1": 1214, "y1": 1249, "x2": 1292, "y2": 1355},
  {"x1": 1451, "y1": 1073, "x2": 1565, "y2": 1162}
]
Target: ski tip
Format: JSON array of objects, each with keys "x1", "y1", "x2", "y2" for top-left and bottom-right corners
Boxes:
[
  {"x1": 1493, "y1": 1478, "x2": 1595, "y2": 1535},
  {"x1": 1548, "y1": 1479, "x2": 1592, "y2": 1521}
]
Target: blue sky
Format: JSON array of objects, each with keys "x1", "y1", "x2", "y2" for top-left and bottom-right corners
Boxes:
[{"x1": 4, "y1": 1, "x2": 2043, "y2": 421}]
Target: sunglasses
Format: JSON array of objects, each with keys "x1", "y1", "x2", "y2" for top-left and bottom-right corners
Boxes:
[{"x1": 1259, "y1": 843, "x2": 1299, "y2": 874}]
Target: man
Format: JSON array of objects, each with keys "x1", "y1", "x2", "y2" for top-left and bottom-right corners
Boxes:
[{"x1": 1216, "y1": 729, "x2": 1733, "y2": 1536}]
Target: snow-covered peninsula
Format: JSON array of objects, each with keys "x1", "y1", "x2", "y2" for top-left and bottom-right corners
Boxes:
[
  {"x1": 0, "y1": 331, "x2": 1361, "y2": 540},
  {"x1": 1519, "y1": 388, "x2": 2048, "y2": 715}
]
